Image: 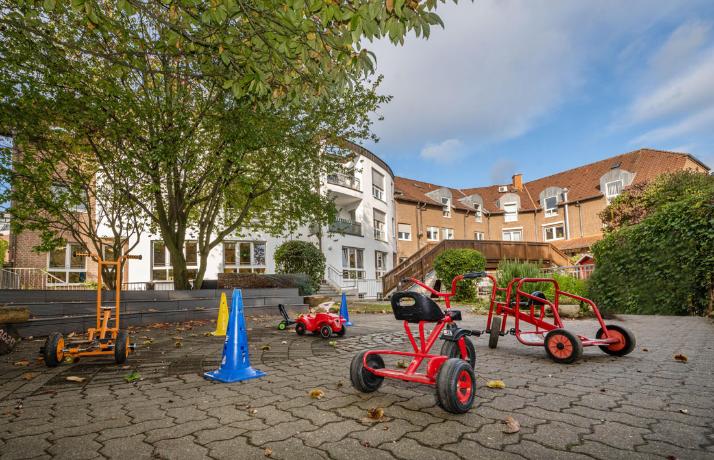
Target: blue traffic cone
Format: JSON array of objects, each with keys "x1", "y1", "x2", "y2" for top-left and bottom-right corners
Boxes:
[
  {"x1": 340, "y1": 292, "x2": 352, "y2": 326},
  {"x1": 204, "y1": 289, "x2": 266, "y2": 383}
]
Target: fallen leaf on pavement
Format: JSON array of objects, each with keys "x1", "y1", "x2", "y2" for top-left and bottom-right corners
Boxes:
[
  {"x1": 21, "y1": 372, "x2": 39, "y2": 381},
  {"x1": 65, "y1": 376, "x2": 86, "y2": 383},
  {"x1": 396, "y1": 360, "x2": 409, "y2": 369},
  {"x1": 487, "y1": 380, "x2": 506, "y2": 389},
  {"x1": 13, "y1": 360, "x2": 30, "y2": 367},
  {"x1": 264, "y1": 447, "x2": 273, "y2": 457},
  {"x1": 309, "y1": 389, "x2": 325, "y2": 399},
  {"x1": 674, "y1": 354, "x2": 688, "y2": 363},
  {"x1": 679, "y1": 409, "x2": 688, "y2": 414},
  {"x1": 328, "y1": 340, "x2": 337, "y2": 347},
  {"x1": 124, "y1": 371, "x2": 141, "y2": 383},
  {"x1": 248, "y1": 408, "x2": 257, "y2": 415},
  {"x1": 367, "y1": 407, "x2": 385, "y2": 420},
  {"x1": 261, "y1": 345, "x2": 271, "y2": 351},
  {"x1": 174, "y1": 341, "x2": 182, "y2": 348},
  {"x1": 642, "y1": 348, "x2": 648, "y2": 352},
  {"x1": 503, "y1": 416, "x2": 520, "y2": 434}
]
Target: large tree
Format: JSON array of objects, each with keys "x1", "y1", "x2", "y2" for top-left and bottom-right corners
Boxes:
[{"x1": 0, "y1": 0, "x2": 449, "y2": 289}]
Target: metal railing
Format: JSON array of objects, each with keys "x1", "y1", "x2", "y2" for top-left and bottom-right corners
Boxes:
[
  {"x1": 0, "y1": 267, "x2": 82, "y2": 290},
  {"x1": 541, "y1": 264, "x2": 595, "y2": 280},
  {"x1": 328, "y1": 218, "x2": 363, "y2": 237},
  {"x1": 121, "y1": 281, "x2": 175, "y2": 291},
  {"x1": 324, "y1": 264, "x2": 383, "y2": 299},
  {"x1": 327, "y1": 173, "x2": 361, "y2": 191}
]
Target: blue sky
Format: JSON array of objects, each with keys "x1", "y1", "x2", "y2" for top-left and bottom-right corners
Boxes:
[{"x1": 362, "y1": 0, "x2": 714, "y2": 187}]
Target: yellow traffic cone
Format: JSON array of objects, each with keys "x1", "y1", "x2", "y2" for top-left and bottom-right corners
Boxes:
[{"x1": 211, "y1": 292, "x2": 229, "y2": 336}]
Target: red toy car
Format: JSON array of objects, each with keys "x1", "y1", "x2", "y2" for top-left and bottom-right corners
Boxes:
[{"x1": 295, "y1": 310, "x2": 346, "y2": 339}]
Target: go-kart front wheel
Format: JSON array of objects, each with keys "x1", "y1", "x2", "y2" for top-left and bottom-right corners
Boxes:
[
  {"x1": 319, "y1": 325, "x2": 333, "y2": 339},
  {"x1": 440, "y1": 336, "x2": 475, "y2": 368},
  {"x1": 295, "y1": 322, "x2": 306, "y2": 335},
  {"x1": 350, "y1": 351, "x2": 384, "y2": 393},
  {"x1": 488, "y1": 316, "x2": 502, "y2": 349},
  {"x1": 596, "y1": 325, "x2": 636, "y2": 357},
  {"x1": 435, "y1": 358, "x2": 476, "y2": 414},
  {"x1": 544, "y1": 329, "x2": 583, "y2": 364}
]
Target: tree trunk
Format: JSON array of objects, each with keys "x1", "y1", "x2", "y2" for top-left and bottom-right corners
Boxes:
[
  {"x1": 166, "y1": 239, "x2": 191, "y2": 290},
  {"x1": 193, "y1": 250, "x2": 210, "y2": 290}
]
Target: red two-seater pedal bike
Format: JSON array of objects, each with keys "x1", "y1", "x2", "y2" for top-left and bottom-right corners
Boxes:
[
  {"x1": 484, "y1": 274, "x2": 636, "y2": 363},
  {"x1": 350, "y1": 272, "x2": 484, "y2": 414}
]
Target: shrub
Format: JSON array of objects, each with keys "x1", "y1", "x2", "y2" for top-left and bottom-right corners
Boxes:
[
  {"x1": 496, "y1": 260, "x2": 550, "y2": 296},
  {"x1": 218, "y1": 273, "x2": 315, "y2": 296},
  {"x1": 433, "y1": 248, "x2": 486, "y2": 301},
  {"x1": 274, "y1": 241, "x2": 325, "y2": 293},
  {"x1": 543, "y1": 274, "x2": 588, "y2": 303},
  {"x1": 0, "y1": 239, "x2": 7, "y2": 269},
  {"x1": 590, "y1": 171, "x2": 714, "y2": 315}
]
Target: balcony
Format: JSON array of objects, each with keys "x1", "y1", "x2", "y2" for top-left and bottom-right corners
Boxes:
[
  {"x1": 327, "y1": 173, "x2": 361, "y2": 192},
  {"x1": 329, "y1": 218, "x2": 363, "y2": 237}
]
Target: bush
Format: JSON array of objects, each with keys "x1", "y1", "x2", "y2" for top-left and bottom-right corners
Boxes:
[
  {"x1": 274, "y1": 240, "x2": 325, "y2": 293},
  {"x1": 590, "y1": 171, "x2": 714, "y2": 315},
  {"x1": 543, "y1": 274, "x2": 588, "y2": 303},
  {"x1": 496, "y1": 260, "x2": 550, "y2": 295},
  {"x1": 0, "y1": 239, "x2": 6, "y2": 269},
  {"x1": 433, "y1": 249, "x2": 486, "y2": 301},
  {"x1": 218, "y1": 273, "x2": 315, "y2": 296}
]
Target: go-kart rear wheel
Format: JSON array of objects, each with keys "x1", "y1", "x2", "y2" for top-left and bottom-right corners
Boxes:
[
  {"x1": 596, "y1": 324, "x2": 636, "y2": 357},
  {"x1": 43, "y1": 332, "x2": 64, "y2": 367},
  {"x1": 114, "y1": 330, "x2": 129, "y2": 365},
  {"x1": 295, "y1": 322, "x2": 306, "y2": 335},
  {"x1": 350, "y1": 351, "x2": 384, "y2": 393},
  {"x1": 435, "y1": 358, "x2": 475, "y2": 414},
  {"x1": 319, "y1": 325, "x2": 333, "y2": 339},
  {"x1": 489, "y1": 316, "x2": 502, "y2": 349},
  {"x1": 440, "y1": 336, "x2": 475, "y2": 368},
  {"x1": 544, "y1": 329, "x2": 582, "y2": 364}
]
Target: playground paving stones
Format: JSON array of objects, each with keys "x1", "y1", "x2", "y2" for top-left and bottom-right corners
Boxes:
[{"x1": 1, "y1": 313, "x2": 714, "y2": 459}]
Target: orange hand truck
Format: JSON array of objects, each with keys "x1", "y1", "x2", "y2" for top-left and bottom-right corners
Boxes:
[{"x1": 42, "y1": 252, "x2": 142, "y2": 367}]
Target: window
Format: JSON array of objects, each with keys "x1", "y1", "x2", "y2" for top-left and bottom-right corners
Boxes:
[
  {"x1": 372, "y1": 169, "x2": 385, "y2": 201},
  {"x1": 51, "y1": 184, "x2": 87, "y2": 213},
  {"x1": 502, "y1": 229, "x2": 523, "y2": 241},
  {"x1": 47, "y1": 243, "x2": 86, "y2": 284},
  {"x1": 474, "y1": 204, "x2": 482, "y2": 222},
  {"x1": 223, "y1": 241, "x2": 266, "y2": 273},
  {"x1": 152, "y1": 240, "x2": 200, "y2": 281},
  {"x1": 375, "y1": 251, "x2": 387, "y2": 278},
  {"x1": 342, "y1": 247, "x2": 365, "y2": 279},
  {"x1": 543, "y1": 223, "x2": 565, "y2": 241},
  {"x1": 442, "y1": 197, "x2": 451, "y2": 218},
  {"x1": 442, "y1": 228, "x2": 454, "y2": 240},
  {"x1": 373, "y1": 209, "x2": 386, "y2": 241},
  {"x1": 544, "y1": 196, "x2": 558, "y2": 217},
  {"x1": 503, "y1": 202, "x2": 518, "y2": 222},
  {"x1": 397, "y1": 223, "x2": 412, "y2": 241},
  {"x1": 427, "y1": 226, "x2": 439, "y2": 241},
  {"x1": 605, "y1": 180, "x2": 623, "y2": 203},
  {"x1": 474, "y1": 232, "x2": 484, "y2": 240}
]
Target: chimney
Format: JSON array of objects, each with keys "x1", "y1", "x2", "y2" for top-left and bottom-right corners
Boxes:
[{"x1": 512, "y1": 173, "x2": 523, "y2": 191}]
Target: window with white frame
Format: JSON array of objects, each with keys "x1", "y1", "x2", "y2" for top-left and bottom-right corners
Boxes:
[
  {"x1": 442, "y1": 197, "x2": 451, "y2": 218},
  {"x1": 427, "y1": 226, "x2": 439, "y2": 241},
  {"x1": 375, "y1": 251, "x2": 387, "y2": 278},
  {"x1": 502, "y1": 228, "x2": 523, "y2": 241},
  {"x1": 543, "y1": 223, "x2": 565, "y2": 241},
  {"x1": 605, "y1": 180, "x2": 623, "y2": 203},
  {"x1": 372, "y1": 169, "x2": 385, "y2": 201},
  {"x1": 442, "y1": 228, "x2": 454, "y2": 240},
  {"x1": 151, "y1": 240, "x2": 199, "y2": 281},
  {"x1": 47, "y1": 243, "x2": 86, "y2": 284},
  {"x1": 342, "y1": 246, "x2": 365, "y2": 279},
  {"x1": 544, "y1": 195, "x2": 558, "y2": 217},
  {"x1": 397, "y1": 223, "x2": 412, "y2": 241},
  {"x1": 373, "y1": 209, "x2": 386, "y2": 241},
  {"x1": 474, "y1": 204, "x2": 482, "y2": 222},
  {"x1": 474, "y1": 231, "x2": 485, "y2": 240},
  {"x1": 51, "y1": 184, "x2": 88, "y2": 213},
  {"x1": 223, "y1": 241, "x2": 266, "y2": 273},
  {"x1": 503, "y1": 202, "x2": 518, "y2": 222}
]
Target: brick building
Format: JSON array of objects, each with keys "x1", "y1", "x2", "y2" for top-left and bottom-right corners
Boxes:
[{"x1": 394, "y1": 148, "x2": 709, "y2": 262}]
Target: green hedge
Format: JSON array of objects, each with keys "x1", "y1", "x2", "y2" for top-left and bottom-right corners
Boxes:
[
  {"x1": 274, "y1": 240, "x2": 325, "y2": 293},
  {"x1": 433, "y1": 248, "x2": 486, "y2": 301},
  {"x1": 496, "y1": 260, "x2": 550, "y2": 296}
]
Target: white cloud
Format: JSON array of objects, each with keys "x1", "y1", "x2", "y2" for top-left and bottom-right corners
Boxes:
[
  {"x1": 420, "y1": 138, "x2": 464, "y2": 162},
  {"x1": 647, "y1": 21, "x2": 711, "y2": 80},
  {"x1": 632, "y1": 106, "x2": 714, "y2": 145}
]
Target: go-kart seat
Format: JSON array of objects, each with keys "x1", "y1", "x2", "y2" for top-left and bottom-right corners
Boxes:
[{"x1": 391, "y1": 292, "x2": 445, "y2": 323}]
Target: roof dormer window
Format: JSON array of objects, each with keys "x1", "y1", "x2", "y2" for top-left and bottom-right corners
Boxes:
[
  {"x1": 605, "y1": 180, "x2": 623, "y2": 203},
  {"x1": 442, "y1": 197, "x2": 451, "y2": 218},
  {"x1": 544, "y1": 196, "x2": 558, "y2": 217}
]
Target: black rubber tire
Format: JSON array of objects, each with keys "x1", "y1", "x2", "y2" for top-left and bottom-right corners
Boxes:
[
  {"x1": 440, "y1": 336, "x2": 476, "y2": 369},
  {"x1": 43, "y1": 332, "x2": 64, "y2": 367},
  {"x1": 295, "y1": 322, "x2": 306, "y2": 335},
  {"x1": 319, "y1": 325, "x2": 333, "y2": 339},
  {"x1": 596, "y1": 324, "x2": 636, "y2": 357},
  {"x1": 114, "y1": 330, "x2": 129, "y2": 365},
  {"x1": 336, "y1": 325, "x2": 346, "y2": 337},
  {"x1": 544, "y1": 329, "x2": 583, "y2": 364},
  {"x1": 435, "y1": 358, "x2": 476, "y2": 414},
  {"x1": 350, "y1": 351, "x2": 385, "y2": 393},
  {"x1": 0, "y1": 324, "x2": 20, "y2": 356},
  {"x1": 489, "y1": 316, "x2": 502, "y2": 349}
]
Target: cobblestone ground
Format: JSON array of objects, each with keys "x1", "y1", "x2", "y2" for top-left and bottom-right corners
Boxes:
[{"x1": 1, "y1": 313, "x2": 713, "y2": 460}]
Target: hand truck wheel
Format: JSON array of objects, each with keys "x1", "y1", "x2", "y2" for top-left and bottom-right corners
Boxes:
[
  {"x1": 596, "y1": 324, "x2": 636, "y2": 356},
  {"x1": 114, "y1": 330, "x2": 129, "y2": 364},
  {"x1": 440, "y1": 336, "x2": 476, "y2": 368},
  {"x1": 488, "y1": 316, "x2": 502, "y2": 349},
  {"x1": 435, "y1": 358, "x2": 475, "y2": 414},
  {"x1": 350, "y1": 351, "x2": 384, "y2": 393},
  {"x1": 43, "y1": 332, "x2": 64, "y2": 367},
  {"x1": 544, "y1": 329, "x2": 583, "y2": 364}
]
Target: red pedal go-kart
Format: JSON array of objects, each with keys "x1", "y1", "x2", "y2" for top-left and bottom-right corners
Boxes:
[
  {"x1": 351, "y1": 272, "x2": 484, "y2": 414},
  {"x1": 295, "y1": 309, "x2": 346, "y2": 339},
  {"x1": 484, "y1": 274, "x2": 636, "y2": 363}
]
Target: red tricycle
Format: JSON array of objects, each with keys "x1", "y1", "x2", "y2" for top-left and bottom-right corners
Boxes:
[
  {"x1": 484, "y1": 274, "x2": 636, "y2": 363},
  {"x1": 350, "y1": 272, "x2": 483, "y2": 414},
  {"x1": 295, "y1": 308, "x2": 346, "y2": 339}
]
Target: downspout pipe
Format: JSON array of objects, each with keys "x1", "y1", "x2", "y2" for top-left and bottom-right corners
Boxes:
[{"x1": 563, "y1": 189, "x2": 571, "y2": 240}]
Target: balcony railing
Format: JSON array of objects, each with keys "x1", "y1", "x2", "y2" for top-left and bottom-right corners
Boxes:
[
  {"x1": 327, "y1": 173, "x2": 361, "y2": 191},
  {"x1": 329, "y1": 218, "x2": 363, "y2": 237}
]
